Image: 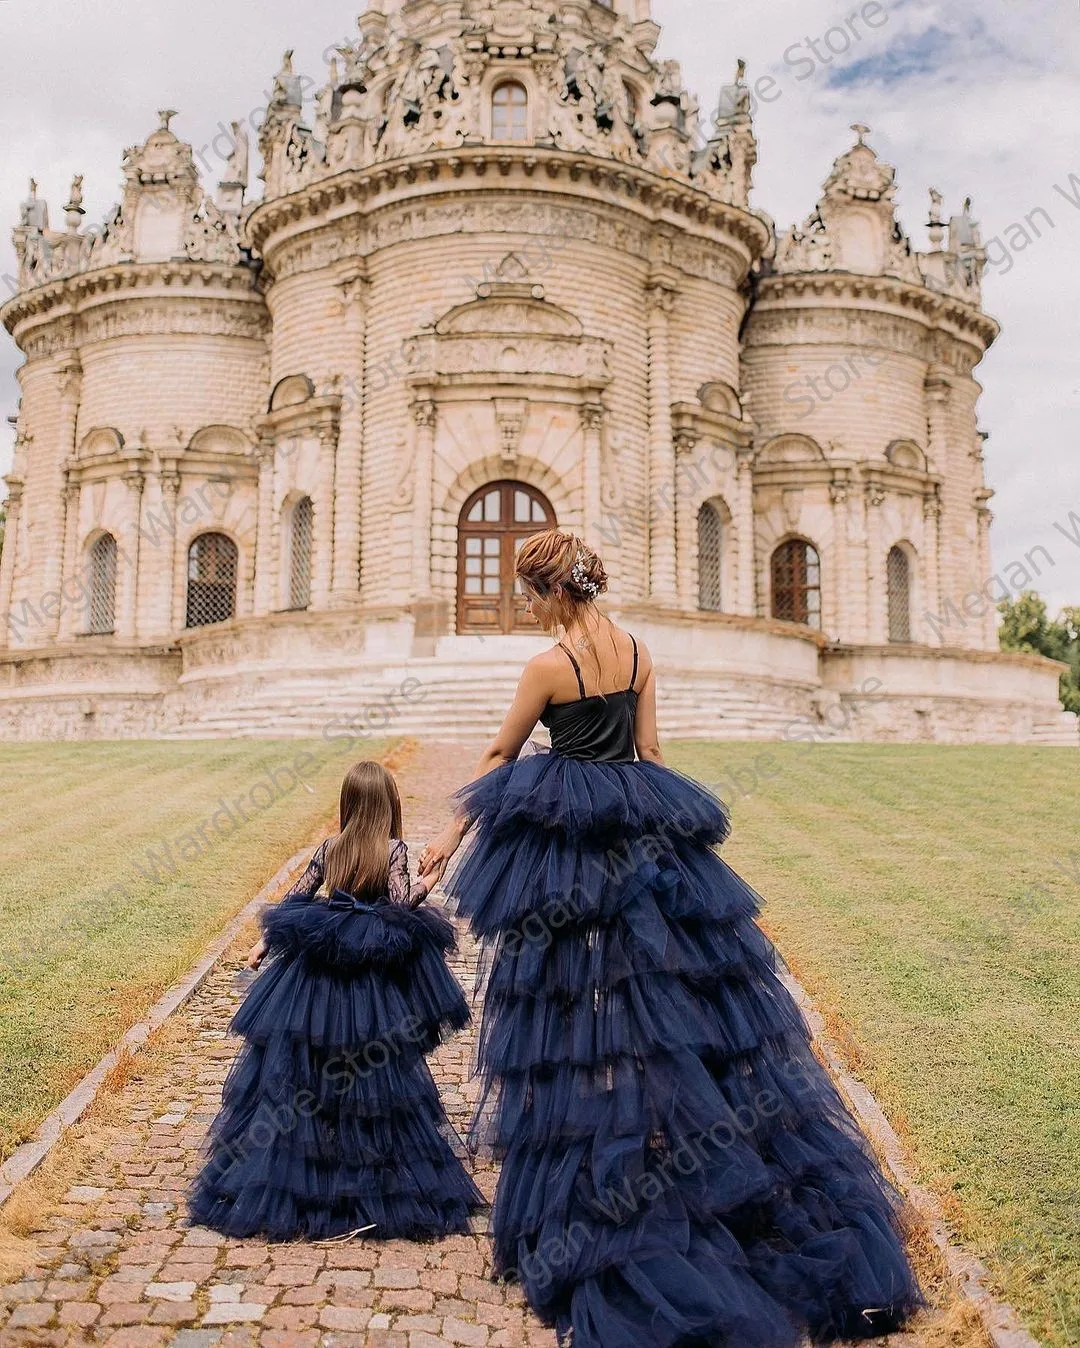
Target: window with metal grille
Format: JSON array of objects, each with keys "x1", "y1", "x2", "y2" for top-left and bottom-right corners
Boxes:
[
  {"x1": 186, "y1": 532, "x2": 238, "y2": 628},
  {"x1": 771, "y1": 538, "x2": 821, "y2": 629},
  {"x1": 87, "y1": 534, "x2": 117, "y2": 635},
  {"x1": 492, "y1": 82, "x2": 529, "y2": 141},
  {"x1": 288, "y1": 497, "x2": 313, "y2": 610},
  {"x1": 697, "y1": 501, "x2": 723, "y2": 612},
  {"x1": 887, "y1": 544, "x2": 912, "y2": 642}
]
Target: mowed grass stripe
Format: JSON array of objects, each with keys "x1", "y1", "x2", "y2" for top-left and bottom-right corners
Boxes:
[
  {"x1": 0, "y1": 739, "x2": 387, "y2": 1160},
  {"x1": 668, "y1": 742, "x2": 1079, "y2": 1348}
]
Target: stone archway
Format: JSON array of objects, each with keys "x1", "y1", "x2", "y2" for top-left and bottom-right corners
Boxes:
[{"x1": 456, "y1": 481, "x2": 555, "y2": 634}]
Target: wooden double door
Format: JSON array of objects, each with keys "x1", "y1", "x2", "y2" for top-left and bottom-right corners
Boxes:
[{"x1": 456, "y1": 481, "x2": 556, "y2": 634}]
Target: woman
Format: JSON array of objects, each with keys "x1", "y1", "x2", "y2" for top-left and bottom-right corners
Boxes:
[{"x1": 420, "y1": 529, "x2": 926, "y2": 1348}]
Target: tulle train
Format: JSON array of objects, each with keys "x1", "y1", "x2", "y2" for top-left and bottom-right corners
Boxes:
[{"x1": 444, "y1": 750, "x2": 927, "y2": 1348}]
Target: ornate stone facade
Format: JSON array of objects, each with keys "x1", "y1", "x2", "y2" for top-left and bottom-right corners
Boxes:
[{"x1": 1, "y1": 0, "x2": 1074, "y2": 744}]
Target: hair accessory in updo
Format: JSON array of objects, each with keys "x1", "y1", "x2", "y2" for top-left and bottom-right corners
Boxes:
[{"x1": 569, "y1": 551, "x2": 601, "y2": 599}]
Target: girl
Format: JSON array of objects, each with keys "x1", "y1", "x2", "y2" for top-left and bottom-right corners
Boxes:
[
  {"x1": 189, "y1": 759, "x2": 484, "y2": 1242},
  {"x1": 420, "y1": 530, "x2": 926, "y2": 1348}
]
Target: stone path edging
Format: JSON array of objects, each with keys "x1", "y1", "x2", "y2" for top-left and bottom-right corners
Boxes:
[
  {"x1": 0, "y1": 844, "x2": 317, "y2": 1209},
  {"x1": 779, "y1": 970, "x2": 1039, "y2": 1348}
]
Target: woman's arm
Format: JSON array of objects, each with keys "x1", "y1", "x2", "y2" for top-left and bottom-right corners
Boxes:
[
  {"x1": 420, "y1": 658, "x2": 551, "y2": 881},
  {"x1": 633, "y1": 658, "x2": 665, "y2": 765}
]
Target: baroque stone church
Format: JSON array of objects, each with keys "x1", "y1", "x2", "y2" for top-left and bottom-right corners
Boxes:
[{"x1": 1, "y1": 0, "x2": 1074, "y2": 743}]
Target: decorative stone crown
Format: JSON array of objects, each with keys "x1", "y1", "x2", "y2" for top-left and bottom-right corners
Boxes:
[
  {"x1": 10, "y1": 110, "x2": 249, "y2": 297},
  {"x1": 771, "y1": 124, "x2": 988, "y2": 305}
]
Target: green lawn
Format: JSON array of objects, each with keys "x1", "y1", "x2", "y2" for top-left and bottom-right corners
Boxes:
[
  {"x1": 0, "y1": 738, "x2": 387, "y2": 1160},
  {"x1": 667, "y1": 742, "x2": 1080, "y2": 1348}
]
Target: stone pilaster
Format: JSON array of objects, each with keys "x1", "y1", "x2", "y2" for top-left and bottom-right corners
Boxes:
[
  {"x1": 924, "y1": 369, "x2": 958, "y2": 616},
  {"x1": 331, "y1": 269, "x2": 367, "y2": 605},
  {"x1": 581, "y1": 401, "x2": 605, "y2": 548},
  {"x1": 734, "y1": 446, "x2": 755, "y2": 616},
  {"x1": 922, "y1": 489, "x2": 942, "y2": 645},
  {"x1": 827, "y1": 479, "x2": 850, "y2": 640},
  {"x1": 410, "y1": 397, "x2": 437, "y2": 600},
  {"x1": 312, "y1": 428, "x2": 337, "y2": 610},
  {"x1": 43, "y1": 358, "x2": 82, "y2": 640},
  {"x1": 673, "y1": 426, "x2": 698, "y2": 610},
  {"x1": 253, "y1": 441, "x2": 276, "y2": 616},
  {"x1": 0, "y1": 476, "x2": 25, "y2": 648},
  {"x1": 975, "y1": 490, "x2": 996, "y2": 647},
  {"x1": 646, "y1": 273, "x2": 678, "y2": 605},
  {"x1": 117, "y1": 470, "x2": 145, "y2": 641},
  {"x1": 56, "y1": 474, "x2": 82, "y2": 641},
  {"x1": 864, "y1": 479, "x2": 887, "y2": 644}
]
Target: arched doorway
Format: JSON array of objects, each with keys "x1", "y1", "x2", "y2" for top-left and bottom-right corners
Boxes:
[{"x1": 457, "y1": 481, "x2": 555, "y2": 634}]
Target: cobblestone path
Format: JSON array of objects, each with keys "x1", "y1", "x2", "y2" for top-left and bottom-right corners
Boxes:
[{"x1": 0, "y1": 742, "x2": 940, "y2": 1348}]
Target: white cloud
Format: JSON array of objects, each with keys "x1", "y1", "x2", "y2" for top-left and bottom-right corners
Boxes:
[{"x1": 2, "y1": 0, "x2": 1077, "y2": 609}]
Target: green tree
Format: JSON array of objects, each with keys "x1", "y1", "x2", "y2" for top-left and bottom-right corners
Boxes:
[{"x1": 998, "y1": 591, "x2": 1080, "y2": 714}]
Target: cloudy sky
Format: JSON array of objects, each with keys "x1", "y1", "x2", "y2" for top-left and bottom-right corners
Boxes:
[{"x1": 1, "y1": 0, "x2": 1077, "y2": 611}]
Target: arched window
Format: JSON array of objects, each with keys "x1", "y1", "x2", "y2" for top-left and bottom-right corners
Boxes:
[
  {"x1": 457, "y1": 481, "x2": 555, "y2": 634},
  {"x1": 87, "y1": 534, "x2": 117, "y2": 635},
  {"x1": 771, "y1": 538, "x2": 821, "y2": 629},
  {"x1": 492, "y1": 81, "x2": 529, "y2": 141},
  {"x1": 186, "y1": 532, "x2": 238, "y2": 629},
  {"x1": 887, "y1": 544, "x2": 912, "y2": 642},
  {"x1": 697, "y1": 501, "x2": 724, "y2": 612},
  {"x1": 287, "y1": 496, "x2": 314, "y2": 611}
]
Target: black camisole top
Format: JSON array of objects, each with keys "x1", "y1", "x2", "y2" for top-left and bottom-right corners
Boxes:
[{"x1": 539, "y1": 636, "x2": 639, "y2": 763}]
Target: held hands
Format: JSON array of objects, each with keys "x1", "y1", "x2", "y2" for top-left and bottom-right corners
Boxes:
[
  {"x1": 418, "y1": 819, "x2": 467, "y2": 888},
  {"x1": 245, "y1": 936, "x2": 268, "y2": 970}
]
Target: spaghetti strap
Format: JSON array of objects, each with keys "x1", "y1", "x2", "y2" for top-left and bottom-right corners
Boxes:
[
  {"x1": 628, "y1": 634, "x2": 639, "y2": 692},
  {"x1": 558, "y1": 643, "x2": 588, "y2": 700}
]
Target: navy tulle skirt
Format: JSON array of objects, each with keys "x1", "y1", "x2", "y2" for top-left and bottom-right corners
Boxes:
[
  {"x1": 444, "y1": 750, "x2": 927, "y2": 1348},
  {"x1": 189, "y1": 891, "x2": 485, "y2": 1242}
]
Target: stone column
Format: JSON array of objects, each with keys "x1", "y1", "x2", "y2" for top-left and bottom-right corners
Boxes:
[
  {"x1": 312, "y1": 428, "x2": 337, "y2": 610},
  {"x1": 734, "y1": 447, "x2": 755, "y2": 616},
  {"x1": 117, "y1": 470, "x2": 145, "y2": 642},
  {"x1": 42, "y1": 358, "x2": 82, "y2": 640},
  {"x1": 646, "y1": 276, "x2": 678, "y2": 605},
  {"x1": 975, "y1": 494, "x2": 996, "y2": 648},
  {"x1": 865, "y1": 482, "x2": 886, "y2": 644},
  {"x1": 581, "y1": 402, "x2": 605, "y2": 545},
  {"x1": 56, "y1": 475, "x2": 82, "y2": 641},
  {"x1": 158, "y1": 463, "x2": 182, "y2": 636},
  {"x1": 410, "y1": 398, "x2": 437, "y2": 599},
  {"x1": 332, "y1": 270, "x2": 367, "y2": 605},
  {"x1": 673, "y1": 428, "x2": 698, "y2": 610},
  {"x1": 827, "y1": 481, "x2": 849, "y2": 641},
  {"x1": 0, "y1": 476, "x2": 25, "y2": 649},
  {"x1": 253, "y1": 441, "x2": 276, "y2": 616},
  {"x1": 924, "y1": 370, "x2": 958, "y2": 611},
  {"x1": 921, "y1": 490, "x2": 942, "y2": 646}
]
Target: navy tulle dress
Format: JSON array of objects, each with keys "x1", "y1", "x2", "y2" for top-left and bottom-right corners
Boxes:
[
  {"x1": 444, "y1": 636, "x2": 927, "y2": 1348},
  {"x1": 189, "y1": 837, "x2": 485, "y2": 1242}
]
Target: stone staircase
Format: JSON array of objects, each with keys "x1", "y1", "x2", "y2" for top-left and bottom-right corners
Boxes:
[{"x1": 163, "y1": 660, "x2": 811, "y2": 743}]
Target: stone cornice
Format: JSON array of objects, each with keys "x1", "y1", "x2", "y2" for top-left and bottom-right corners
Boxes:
[
  {"x1": 246, "y1": 144, "x2": 771, "y2": 264},
  {"x1": 825, "y1": 643, "x2": 1067, "y2": 675},
  {"x1": 1, "y1": 259, "x2": 264, "y2": 344},
  {"x1": 751, "y1": 270, "x2": 999, "y2": 352}
]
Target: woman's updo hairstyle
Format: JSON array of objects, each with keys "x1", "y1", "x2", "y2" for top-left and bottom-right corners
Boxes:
[{"x1": 516, "y1": 530, "x2": 608, "y2": 629}]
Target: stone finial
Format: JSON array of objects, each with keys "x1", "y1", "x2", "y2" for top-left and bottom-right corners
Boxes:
[
  {"x1": 158, "y1": 109, "x2": 179, "y2": 133},
  {"x1": 271, "y1": 50, "x2": 304, "y2": 109},
  {"x1": 19, "y1": 177, "x2": 49, "y2": 231},
  {"x1": 927, "y1": 187, "x2": 945, "y2": 248},
  {"x1": 851, "y1": 122, "x2": 870, "y2": 146},
  {"x1": 63, "y1": 174, "x2": 86, "y2": 232}
]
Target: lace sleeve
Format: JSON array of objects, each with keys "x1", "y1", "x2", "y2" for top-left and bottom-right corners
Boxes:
[
  {"x1": 388, "y1": 839, "x2": 411, "y2": 904},
  {"x1": 281, "y1": 839, "x2": 329, "y2": 903}
]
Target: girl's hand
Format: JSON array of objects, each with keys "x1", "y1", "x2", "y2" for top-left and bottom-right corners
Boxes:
[
  {"x1": 419, "y1": 820, "x2": 466, "y2": 886},
  {"x1": 245, "y1": 936, "x2": 268, "y2": 970}
]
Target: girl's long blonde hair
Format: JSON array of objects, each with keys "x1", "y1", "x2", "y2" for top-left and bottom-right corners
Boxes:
[
  {"x1": 323, "y1": 761, "x2": 403, "y2": 900},
  {"x1": 515, "y1": 530, "x2": 619, "y2": 692}
]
